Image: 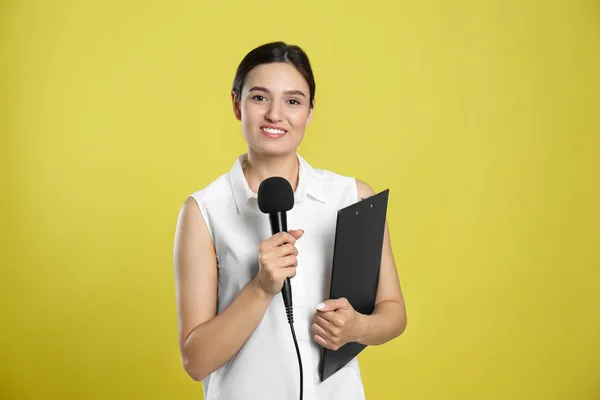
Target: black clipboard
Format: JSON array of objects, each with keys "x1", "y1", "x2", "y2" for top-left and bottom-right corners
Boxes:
[{"x1": 319, "y1": 189, "x2": 390, "y2": 382}]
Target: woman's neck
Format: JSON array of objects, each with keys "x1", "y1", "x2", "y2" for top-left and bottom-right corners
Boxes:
[{"x1": 243, "y1": 149, "x2": 299, "y2": 194}]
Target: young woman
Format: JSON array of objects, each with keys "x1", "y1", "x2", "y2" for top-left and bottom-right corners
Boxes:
[{"x1": 174, "y1": 41, "x2": 407, "y2": 400}]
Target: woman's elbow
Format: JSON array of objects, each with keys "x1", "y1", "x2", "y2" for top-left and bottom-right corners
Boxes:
[
  {"x1": 397, "y1": 313, "x2": 407, "y2": 337},
  {"x1": 182, "y1": 353, "x2": 209, "y2": 382},
  {"x1": 391, "y1": 302, "x2": 408, "y2": 338}
]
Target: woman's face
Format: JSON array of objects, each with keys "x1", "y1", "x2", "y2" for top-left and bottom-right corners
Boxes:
[{"x1": 233, "y1": 62, "x2": 313, "y2": 157}]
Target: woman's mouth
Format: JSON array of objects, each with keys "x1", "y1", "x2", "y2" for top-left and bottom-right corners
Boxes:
[{"x1": 261, "y1": 126, "x2": 287, "y2": 138}]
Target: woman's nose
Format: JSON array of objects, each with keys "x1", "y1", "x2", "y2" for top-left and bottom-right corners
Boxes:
[{"x1": 265, "y1": 102, "x2": 283, "y2": 122}]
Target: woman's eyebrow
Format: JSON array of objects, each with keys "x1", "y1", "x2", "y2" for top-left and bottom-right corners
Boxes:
[
  {"x1": 248, "y1": 86, "x2": 306, "y2": 98},
  {"x1": 284, "y1": 90, "x2": 306, "y2": 98},
  {"x1": 248, "y1": 86, "x2": 270, "y2": 93}
]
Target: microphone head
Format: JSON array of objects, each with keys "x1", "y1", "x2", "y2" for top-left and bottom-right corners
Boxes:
[{"x1": 257, "y1": 176, "x2": 294, "y2": 214}]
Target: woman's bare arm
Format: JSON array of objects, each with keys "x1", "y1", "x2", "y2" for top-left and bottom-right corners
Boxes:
[
  {"x1": 173, "y1": 196, "x2": 273, "y2": 381},
  {"x1": 355, "y1": 179, "x2": 407, "y2": 345}
]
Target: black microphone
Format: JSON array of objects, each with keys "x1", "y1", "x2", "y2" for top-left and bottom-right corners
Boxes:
[
  {"x1": 257, "y1": 176, "x2": 295, "y2": 322},
  {"x1": 258, "y1": 176, "x2": 304, "y2": 400}
]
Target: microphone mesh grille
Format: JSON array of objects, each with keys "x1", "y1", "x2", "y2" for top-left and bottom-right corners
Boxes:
[{"x1": 257, "y1": 177, "x2": 294, "y2": 213}]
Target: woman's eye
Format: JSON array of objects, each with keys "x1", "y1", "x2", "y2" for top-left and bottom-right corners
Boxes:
[
  {"x1": 287, "y1": 99, "x2": 301, "y2": 105},
  {"x1": 252, "y1": 95, "x2": 266, "y2": 101}
]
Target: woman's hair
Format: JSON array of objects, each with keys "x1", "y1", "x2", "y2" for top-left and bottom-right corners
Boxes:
[{"x1": 232, "y1": 41, "x2": 316, "y2": 108}]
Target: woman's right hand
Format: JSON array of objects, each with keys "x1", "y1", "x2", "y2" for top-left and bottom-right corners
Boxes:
[{"x1": 253, "y1": 229, "x2": 304, "y2": 296}]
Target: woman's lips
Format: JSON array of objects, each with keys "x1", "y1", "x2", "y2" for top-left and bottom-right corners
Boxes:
[{"x1": 260, "y1": 126, "x2": 287, "y2": 138}]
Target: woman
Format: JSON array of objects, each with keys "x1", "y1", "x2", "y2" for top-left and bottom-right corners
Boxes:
[{"x1": 173, "y1": 41, "x2": 407, "y2": 399}]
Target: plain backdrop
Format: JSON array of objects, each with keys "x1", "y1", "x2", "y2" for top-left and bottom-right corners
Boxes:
[{"x1": 1, "y1": 1, "x2": 599, "y2": 399}]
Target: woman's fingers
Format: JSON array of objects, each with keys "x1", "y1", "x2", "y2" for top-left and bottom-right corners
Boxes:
[
  {"x1": 316, "y1": 310, "x2": 344, "y2": 327},
  {"x1": 255, "y1": 230, "x2": 303, "y2": 295},
  {"x1": 313, "y1": 313, "x2": 340, "y2": 337},
  {"x1": 312, "y1": 321, "x2": 329, "y2": 338},
  {"x1": 272, "y1": 243, "x2": 298, "y2": 258},
  {"x1": 270, "y1": 231, "x2": 297, "y2": 247}
]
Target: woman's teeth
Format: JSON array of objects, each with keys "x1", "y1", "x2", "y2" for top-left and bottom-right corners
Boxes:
[{"x1": 262, "y1": 127, "x2": 286, "y2": 134}]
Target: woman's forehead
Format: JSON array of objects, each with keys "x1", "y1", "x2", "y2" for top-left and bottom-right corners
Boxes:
[{"x1": 244, "y1": 63, "x2": 309, "y2": 92}]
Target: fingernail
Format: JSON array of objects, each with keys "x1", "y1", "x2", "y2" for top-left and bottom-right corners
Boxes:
[{"x1": 317, "y1": 303, "x2": 325, "y2": 310}]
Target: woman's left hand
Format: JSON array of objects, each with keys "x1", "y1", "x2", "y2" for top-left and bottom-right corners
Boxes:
[{"x1": 312, "y1": 297, "x2": 366, "y2": 351}]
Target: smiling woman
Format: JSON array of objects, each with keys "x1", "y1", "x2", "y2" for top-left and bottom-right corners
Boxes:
[
  {"x1": 173, "y1": 42, "x2": 406, "y2": 400},
  {"x1": 231, "y1": 46, "x2": 315, "y2": 158},
  {"x1": 245, "y1": 83, "x2": 307, "y2": 138}
]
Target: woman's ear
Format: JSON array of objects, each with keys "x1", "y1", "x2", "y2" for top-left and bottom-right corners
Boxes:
[
  {"x1": 231, "y1": 92, "x2": 242, "y2": 121},
  {"x1": 305, "y1": 98, "x2": 315, "y2": 127}
]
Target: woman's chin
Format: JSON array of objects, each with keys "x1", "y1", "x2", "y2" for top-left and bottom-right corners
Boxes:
[{"x1": 249, "y1": 141, "x2": 300, "y2": 157}]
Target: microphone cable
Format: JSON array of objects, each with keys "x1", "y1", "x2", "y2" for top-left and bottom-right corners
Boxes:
[
  {"x1": 257, "y1": 176, "x2": 303, "y2": 400},
  {"x1": 285, "y1": 302, "x2": 303, "y2": 400}
]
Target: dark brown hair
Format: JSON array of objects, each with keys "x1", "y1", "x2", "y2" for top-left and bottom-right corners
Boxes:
[{"x1": 232, "y1": 41, "x2": 316, "y2": 108}]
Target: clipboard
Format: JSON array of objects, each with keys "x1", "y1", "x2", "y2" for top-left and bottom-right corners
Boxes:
[{"x1": 319, "y1": 189, "x2": 390, "y2": 382}]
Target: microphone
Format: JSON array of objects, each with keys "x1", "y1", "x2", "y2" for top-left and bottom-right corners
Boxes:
[
  {"x1": 258, "y1": 176, "x2": 304, "y2": 400},
  {"x1": 257, "y1": 176, "x2": 295, "y2": 323}
]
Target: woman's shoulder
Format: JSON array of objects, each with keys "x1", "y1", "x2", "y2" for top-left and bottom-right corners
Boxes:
[
  {"x1": 188, "y1": 172, "x2": 232, "y2": 205},
  {"x1": 306, "y1": 161, "x2": 374, "y2": 197},
  {"x1": 304, "y1": 161, "x2": 374, "y2": 203},
  {"x1": 304, "y1": 160, "x2": 352, "y2": 186},
  {"x1": 355, "y1": 178, "x2": 376, "y2": 199}
]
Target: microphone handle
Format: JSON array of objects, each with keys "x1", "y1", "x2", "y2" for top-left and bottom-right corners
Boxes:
[{"x1": 269, "y1": 212, "x2": 293, "y2": 310}]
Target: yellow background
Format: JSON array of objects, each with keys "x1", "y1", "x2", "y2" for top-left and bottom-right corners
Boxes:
[{"x1": 2, "y1": 0, "x2": 599, "y2": 399}]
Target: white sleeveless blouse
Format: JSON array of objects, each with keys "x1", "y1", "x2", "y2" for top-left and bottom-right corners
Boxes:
[{"x1": 189, "y1": 153, "x2": 367, "y2": 400}]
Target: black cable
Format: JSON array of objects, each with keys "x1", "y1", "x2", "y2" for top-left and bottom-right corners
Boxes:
[{"x1": 286, "y1": 305, "x2": 303, "y2": 400}]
